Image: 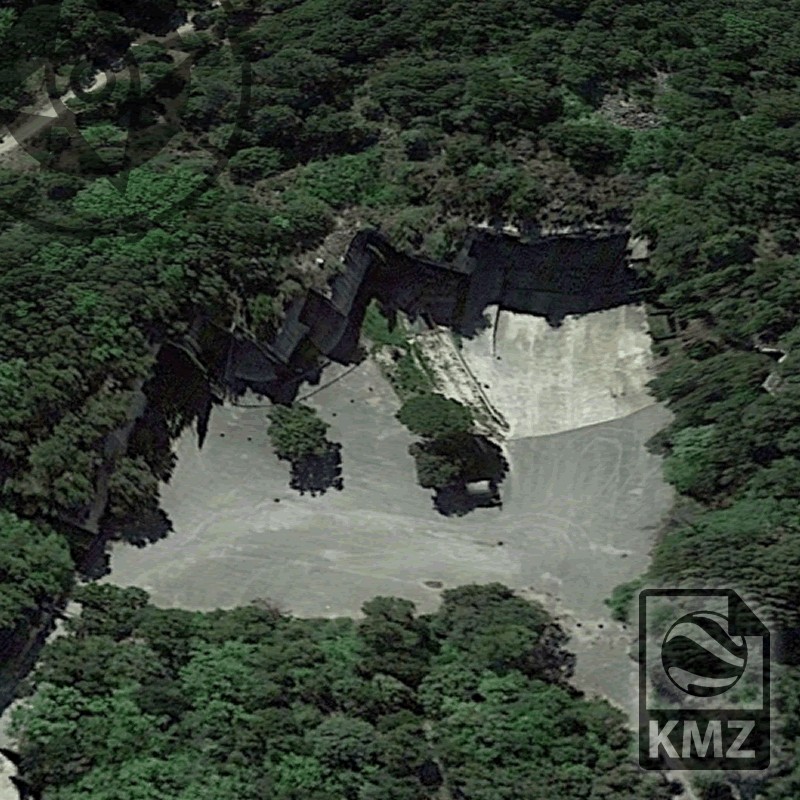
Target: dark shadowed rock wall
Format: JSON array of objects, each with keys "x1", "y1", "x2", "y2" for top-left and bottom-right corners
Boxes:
[
  {"x1": 223, "y1": 228, "x2": 640, "y2": 401},
  {"x1": 460, "y1": 229, "x2": 635, "y2": 328}
]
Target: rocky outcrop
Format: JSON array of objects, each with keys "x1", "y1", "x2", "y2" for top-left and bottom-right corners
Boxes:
[{"x1": 222, "y1": 227, "x2": 641, "y2": 401}]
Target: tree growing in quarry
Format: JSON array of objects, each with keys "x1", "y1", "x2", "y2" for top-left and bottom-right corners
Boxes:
[
  {"x1": 396, "y1": 393, "x2": 473, "y2": 439},
  {"x1": 409, "y1": 445, "x2": 463, "y2": 489},
  {"x1": 266, "y1": 403, "x2": 330, "y2": 461},
  {"x1": 0, "y1": 511, "x2": 74, "y2": 634}
]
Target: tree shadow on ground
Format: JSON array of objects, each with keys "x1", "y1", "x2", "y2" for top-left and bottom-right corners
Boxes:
[
  {"x1": 78, "y1": 509, "x2": 174, "y2": 582},
  {"x1": 108, "y1": 507, "x2": 174, "y2": 548},
  {"x1": 433, "y1": 484, "x2": 502, "y2": 516},
  {"x1": 289, "y1": 442, "x2": 344, "y2": 497},
  {"x1": 428, "y1": 434, "x2": 509, "y2": 517}
]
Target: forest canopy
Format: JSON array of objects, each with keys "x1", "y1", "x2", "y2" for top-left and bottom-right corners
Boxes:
[
  {"x1": 2, "y1": 0, "x2": 800, "y2": 795},
  {"x1": 9, "y1": 583, "x2": 671, "y2": 800}
]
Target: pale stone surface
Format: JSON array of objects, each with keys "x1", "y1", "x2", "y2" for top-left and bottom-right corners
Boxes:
[
  {"x1": 107, "y1": 384, "x2": 670, "y2": 624},
  {"x1": 412, "y1": 327, "x2": 509, "y2": 439},
  {"x1": 0, "y1": 756, "x2": 16, "y2": 800},
  {"x1": 0, "y1": 772, "x2": 16, "y2": 800},
  {"x1": 460, "y1": 304, "x2": 656, "y2": 439},
  {"x1": 105, "y1": 309, "x2": 674, "y2": 707},
  {"x1": 0, "y1": 701, "x2": 20, "y2": 800}
]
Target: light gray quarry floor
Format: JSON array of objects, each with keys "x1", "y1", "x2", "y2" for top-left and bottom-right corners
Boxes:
[
  {"x1": 105, "y1": 313, "x2": 674, "y2": 707},
  {"x1": 0, "y1": 755, "x2": 15, "y2": 800},
  {"x1": 460, "y1": 304, "x2": 657, "y2": 438}
]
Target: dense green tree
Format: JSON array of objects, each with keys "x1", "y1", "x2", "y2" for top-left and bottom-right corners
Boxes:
[
  {"x1": 0, "y1": 512, "x2": 73, "y2": 633},
  {"x1": 408, "y1": 446, "x2": 461, "y2": 489},
  {"x1": 266, "y1": 403, "x2": 331, "y2": 461},
  {"x1": 369, "y1": 57, "x2": 466, "y2": 126},
  {"x1": 11, "y1": 684, "x2": 169, "y2": 790},
  {"x1": 662, "y1": 424, "x2": 718, "y2": 497},
  {"x1": 647, "y1": 497, "x2": 800, "y2": 631},
  {"x1": 460, "y1": 58, "x2": 561, "y2": 138},
  {"x1": 105, "y1": 454, "x2": 161, "y2": 520},
  {"x1": 548, "y1": 118, "x2": 633, "y2": 175},
  {"x1": 179, "y1": 641, "x2": 263, "y2": 707},
  {"x1": 429, "y1": 583, "x2": 571, "y2": 681},
  {"x1": 228, "y1": 146, "x2": 284, "y2": 184},
  {"x1": 396, "y1": 393, "x2": 473, "y2": 439},
  {"x1": 9, "y1": 585, "x2": 666, "y2": 799},
  {"x1": 430, "y1": 672, "x2": 665, "y2": 800},
  {"x1": 31, "y1": 635, "x2": 168, "y2": 698},
  {"x1": 67, "y1": 583, "x2": 150, "y2": 639},
  {"x1": 357, "y1": 597, "x2": 435, "y2": 688}
]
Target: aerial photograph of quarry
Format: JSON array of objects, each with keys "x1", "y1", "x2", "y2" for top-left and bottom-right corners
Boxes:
[{"x1": 1, "y1": 1, "x2": 798, "y2": 798}]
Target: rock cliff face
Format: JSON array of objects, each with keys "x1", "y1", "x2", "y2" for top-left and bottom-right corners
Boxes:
[
  {"x1": 41, "y1": 225, "x2": 639, "y2": 549},
  {"x1": 459, "y1": 229, "x2": 636, "y2": 327},
  {"x1": 223, "y1": 227, "x2": 640, "y2": 401},
  {"x1": 39, "y1": 226, "x2": 640, "y2": 564}
]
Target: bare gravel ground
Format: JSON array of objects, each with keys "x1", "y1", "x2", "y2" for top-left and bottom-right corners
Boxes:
[
  {"x1": 0, "y1": 757, "x2": 16, "y2": 800},
  {"x1": 106, "y1": 305, "x2": 673, "y2": 708},
  {"x1": 461, "y1": 304, "x2": 657, "y2": 439}
]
